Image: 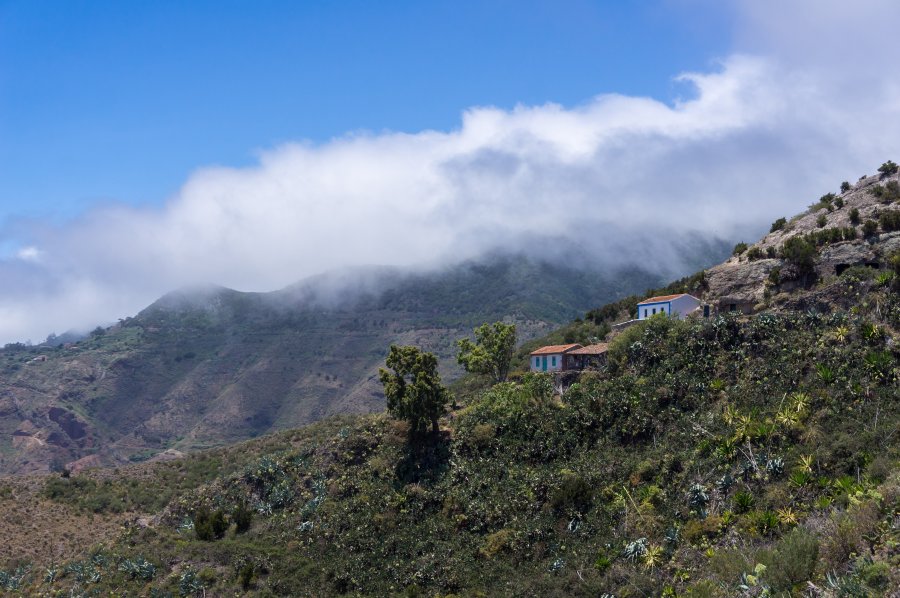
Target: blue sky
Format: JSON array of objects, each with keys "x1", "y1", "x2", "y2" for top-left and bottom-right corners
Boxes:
[
  {"x1": 0, "y1": 0, "x2": 731, "y2": 220},
  {"x1": 3, "y1": 0, "x2": 900, "y2": 343}
]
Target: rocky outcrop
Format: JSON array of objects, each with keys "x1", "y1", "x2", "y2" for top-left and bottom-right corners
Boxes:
[{"x1": 701, "y1": 171, "x2": 900, "y2": 310}]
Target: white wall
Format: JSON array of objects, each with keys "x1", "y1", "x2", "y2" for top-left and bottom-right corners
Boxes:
[
  {"x1": 531, "y1": 354, "x2": 563, "y2": 372},
  {"x1": 638, "y1": 302, "x2": 669, "y2": 319},
  {"x1": 670, "y1": 295, "x2": 701, "y2": 318}
]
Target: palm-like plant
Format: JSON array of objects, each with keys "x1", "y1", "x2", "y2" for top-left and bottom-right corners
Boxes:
[
  {"x1": 733, "y1": 490, "x2": 754, "y2": 513},
  {"x1": 790, "y1": 391, "x2": 811, "y2": 412},
  {"x1": 833, "y1": 325, "x2": 849, "y2": 342},
  {"x1": 815, "y1": 363, "x2": 835, "y2": 384},
  {"x1": 776, "y1": 506, "x2": 798, "y2": 526},
  {"x1": 642, "y1": 544, "x2": 664, "y2": 570},
  {"x1": 789, "y1": 470, "x2": 811, "y2": 488}
]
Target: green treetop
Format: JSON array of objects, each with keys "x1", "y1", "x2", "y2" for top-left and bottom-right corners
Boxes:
[
  {"x1": 379, "y1": 345, "x2": 450, "y2": 436},
  {"x1": 456, "y1": 321, "x2": 517, "y2": 384}
]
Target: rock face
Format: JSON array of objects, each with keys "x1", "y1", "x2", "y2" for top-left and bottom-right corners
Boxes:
[{"x1": 703, "y1": 170, "x2": 900, "y2": 311}]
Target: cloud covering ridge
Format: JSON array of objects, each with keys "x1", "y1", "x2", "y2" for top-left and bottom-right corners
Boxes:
[{"x1": 4, "y1": 1, "x2": 900, "y2": 343}]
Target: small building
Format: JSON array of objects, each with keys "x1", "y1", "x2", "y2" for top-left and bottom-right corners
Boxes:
[
  {"x1": 529, "y1": 343, "x2": 609, "y2": 372},
  {"x1": 529, "y1": 344, "x2": 581, "y2": 372},
  {"x1": 567, "y1": 343, "x2": 609, "y2": 370},
  {"x1": 637, "y1": 293, "x2": 701, "y2": 320}
]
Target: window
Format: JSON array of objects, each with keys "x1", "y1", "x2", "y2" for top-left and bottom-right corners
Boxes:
[
  {"x1": 551, "y1": 356, "x2": 556, "y2": 367},
  {"x1": 652, "y1": 308, "x2": 656, "y2": 315},
  {"x1": 729, "y1": 304, "x2": 737, "y2": 312},
  {"x1": 643, "y1": 309, "x2": 648, "y2": 318}
]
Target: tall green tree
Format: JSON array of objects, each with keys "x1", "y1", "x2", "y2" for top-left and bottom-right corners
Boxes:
[
  {"x1": 379, "y1": 345, "x2": 449, "y2": 436},
  {"x1": 456, "y1": 321, "x2": 517, "y2": 384}
]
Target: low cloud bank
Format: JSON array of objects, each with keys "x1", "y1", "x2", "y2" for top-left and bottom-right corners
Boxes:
[{"x1": 3, "y1": 0, "x2": 900, "y2": 344}]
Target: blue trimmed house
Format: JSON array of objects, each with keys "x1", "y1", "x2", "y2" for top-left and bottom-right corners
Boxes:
[{"x1": 637, "y1": 293, "x2": 701, "y2": 320}]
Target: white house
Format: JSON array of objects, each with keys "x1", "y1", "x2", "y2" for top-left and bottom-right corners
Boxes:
[
  {"x1": 637, "y1": 293, "x2": 701, "y2": 320},
  {"x1": 529, "y1": 344, "x2": 581, "y2": 372}
]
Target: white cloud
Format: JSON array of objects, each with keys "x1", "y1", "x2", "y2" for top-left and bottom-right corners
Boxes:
[
  {"x1": 3, "y1": 1, "x2": 900, "y2": 344},
  {"x1": 15, "y1": 246, "x2": 43, "y2": 263}
]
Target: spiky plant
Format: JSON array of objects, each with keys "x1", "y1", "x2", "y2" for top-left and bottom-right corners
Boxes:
[
  {"x1": 733, "y1": 491, "x2": 754, "y2": 513},
  {"x1": 798, "y1": 454, "x2": 814, "y2": 474},
  {"x1": 642, "y1": 544, "x2": 664, "y2": 570},
  {"x1": 776, "y1": 507, "x2": 798, "y2": 526}
]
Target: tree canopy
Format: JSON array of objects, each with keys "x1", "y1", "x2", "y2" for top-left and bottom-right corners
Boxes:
[
  {"x1": 456, "y1": 321, "x2": 517, "y2": 384},
  {"x1": 379, "y1": 345, "x2": 449, "y2": 436}
]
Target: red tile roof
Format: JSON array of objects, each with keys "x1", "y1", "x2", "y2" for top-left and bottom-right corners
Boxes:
[
  {"x1": 568, "y1": 343, "x2": 609, "y2": 355},
  {"x1": 529, "y1": 344, "x2": 582, "y2": 356},
  {"x1": 637, "y1": 293, "x2": 689, "y2": 304}
]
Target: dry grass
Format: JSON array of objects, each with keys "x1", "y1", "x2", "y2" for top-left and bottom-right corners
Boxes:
[{"x1": 0, "y1": 474, "x2": 132, "y2": 568}]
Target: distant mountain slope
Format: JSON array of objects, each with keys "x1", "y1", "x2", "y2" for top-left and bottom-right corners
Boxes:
[
  {"x1": 2, "y1": 167, "x2": 898, "y2": 596},
  {"x1": 0, "y1": 248, "x2": 729, "y2": 474}
]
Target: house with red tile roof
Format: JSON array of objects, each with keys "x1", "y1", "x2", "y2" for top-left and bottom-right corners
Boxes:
[
  {"x1": 637, "y1": 293, "x2": 701, "y2": 320},
  {"x1": 529, "y1": 343, "x2": 608, "y2": 372}
]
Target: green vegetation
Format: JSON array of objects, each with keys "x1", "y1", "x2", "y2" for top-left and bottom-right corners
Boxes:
[
  {"x1": 769, "y1": 217, "x2": 787, "y2": 233},
  {"x1": 16, "y1": 262, "x2": 898, "y2": 596},
  {"x1": 380, "y1": 345, "x2": 450, "y2": 436},
  {"x1": 850, "y1": 207, "x2": 861, "y2": 224},
  {"x1": 879, "y1": 209, "x2": 900, "y2": 232},
  {"x1": 877, "y1": 159, "x2": 898, "y2": 177},
  {"x1": 871, "y1": 181, "x2": 900, "y2": 203},
  {"x1": 456, "y1": 321, "x2": 517, "y2": 384},
  {"x1": 863, "y1": 219, "x2": 879, "y2": 237},
  {"x1": 841, "y1": 181, "x2": 851, "y2": 193},
  {"x1": 732, "y1": 242, "x2": 748, "y2": 256}
]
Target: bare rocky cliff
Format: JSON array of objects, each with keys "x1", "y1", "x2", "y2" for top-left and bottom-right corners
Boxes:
[{"x1": 704, "y1": 168, "x2": 900, "y2": 311}]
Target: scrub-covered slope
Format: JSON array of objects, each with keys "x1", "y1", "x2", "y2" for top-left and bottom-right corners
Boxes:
[{"x1": 8, "y1": 173, "x2": 899, "y2": 596}]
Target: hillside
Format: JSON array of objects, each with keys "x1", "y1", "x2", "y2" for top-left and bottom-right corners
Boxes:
[
  {"x1": 0, "y1": 167, "x2": 897, "y2": 596},
  {"x1": 0, "y1": 252, "x2": 729, "y2": 475}
]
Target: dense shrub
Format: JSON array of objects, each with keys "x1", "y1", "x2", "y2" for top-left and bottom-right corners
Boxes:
[
  {"x1": 194, "y1": 507, "x2": 228, "y2": 541},
  {"x1": 878, "y1": 209, "x2": 900, "y2": 232},
  {"x1": 746, "y1": 246, "x2": 764, "y2": 261},
  {"x1": 763, "y1": 527, "x2": 819, "y2": 593},
  {"x1": 877, "y1": 159, "x2": 898, "y2": 177},
  {"x1": 781, "y1": 236, "x2": 817, "y2": 276},
  {"x1": 840, "y1": 181, "x2": 851, "y2": 193},
  {"x1": 849, "y1": 207, "x2": 860, "y2": 224},
  {"x1": 232, "y1": 501, "x2": 253, "y2": 534},
  {"x1": 770, "y1": 217, "x2": 787, "y2": 233},
  {"x1": 549, "y1": 474, "x2": 593, "y2": 513},
  {"x1": 862, "y1": 219, "x2": 878, "y2": 237},
  {"x1": 732, "y1": 242, "x2": 748, "y2": 256}
]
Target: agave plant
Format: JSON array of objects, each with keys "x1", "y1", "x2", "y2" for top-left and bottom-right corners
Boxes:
[
  {"x1": 623, "y1": 537, "x2": 648, "y2": 562},
  {"x1": 765, "y1": 457, "x2": 785, "y2": 477},
  {"x1": 118, "y1": 556, "x2": 156, "y2": 581},
  {"x1": 179, "y1": 568, "x2": 205, "y2": 597},
  {"x1": 826, "y1": 570, "x2": 868, "y2": 597},
  {"x1": 716, "y1": 472, "x2": 734, "y2": 496},
  {"x1": 688, "y1": 483, "x2": 710, "y2": 511}
]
